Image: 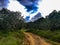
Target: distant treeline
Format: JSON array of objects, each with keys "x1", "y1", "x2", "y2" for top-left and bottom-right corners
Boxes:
[
  {"x1": 25, "y1": 10, "x2": 60, "y2": 30},
  {"x1": 0, "y1": 8, "x2": 60, "y2": 30}
]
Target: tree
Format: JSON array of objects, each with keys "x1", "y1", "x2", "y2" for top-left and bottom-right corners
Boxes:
[{"x1": 0, "y1": 8, "x2": 24, "y2": 30}]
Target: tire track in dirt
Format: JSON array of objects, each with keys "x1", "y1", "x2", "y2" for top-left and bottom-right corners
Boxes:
[{"x1": 23, "y1": 32, "x2": 52, "y2": 45}]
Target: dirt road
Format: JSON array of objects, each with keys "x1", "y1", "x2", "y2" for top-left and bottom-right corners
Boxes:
[{"x1": 23, "y1": 32, "x2": 52, "y2": 45}]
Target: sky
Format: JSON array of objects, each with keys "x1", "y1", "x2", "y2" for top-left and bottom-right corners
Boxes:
[
  {"x1": 7, "y1": 0, "x2": 41, "y2": 19},
  {"x1": 7, "y1": 0, "x2": 60, "y2": 18},
  {"x1": 39, "y1": 0, "x2": 60, "y2": 17}
]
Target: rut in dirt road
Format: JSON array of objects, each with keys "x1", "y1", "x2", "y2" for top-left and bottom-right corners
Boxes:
[{"x1": 23, "y1": 32, "x2": 52, "y2": 45}]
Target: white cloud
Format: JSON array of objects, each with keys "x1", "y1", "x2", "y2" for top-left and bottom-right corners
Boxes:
[
  {"x1": 7, "y1": 0, "x2": 29, "y2": 18},
  {"x1": 39, "y1": 0, "x2": 60, "y2": 17},
  {"x1": 7, "y1": 0, "x2": 60, "y2": 18}
]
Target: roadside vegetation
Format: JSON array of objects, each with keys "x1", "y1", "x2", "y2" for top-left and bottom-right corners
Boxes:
[
  {"x1": 0, "y1": 30, "x2": 25, "y2": 45},
  {"x1": 0, "y1": 8, "x2": 25, "y2": 45}
]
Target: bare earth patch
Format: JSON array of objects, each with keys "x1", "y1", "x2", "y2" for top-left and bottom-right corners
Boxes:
[{"x1": 23, "y1": 32, "x2": 52, "y2": 45}]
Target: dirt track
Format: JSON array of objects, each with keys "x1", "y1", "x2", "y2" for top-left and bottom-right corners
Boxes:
[{"x1": 23, "y1": 32, "x2": 52, "y2": 45}]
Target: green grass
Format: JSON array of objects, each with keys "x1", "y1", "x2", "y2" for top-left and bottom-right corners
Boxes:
[{"x1": 0, "y1": 30, "x2": 25, "y2": 45}]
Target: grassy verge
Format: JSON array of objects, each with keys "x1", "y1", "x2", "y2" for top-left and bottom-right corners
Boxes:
[{"x1": 0, "y1": 30, "x2": 25, "y2": 45}]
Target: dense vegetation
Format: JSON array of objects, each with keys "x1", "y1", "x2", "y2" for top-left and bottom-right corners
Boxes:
[
  {"x1": 0, "y1": 8, "x2": 25, "y2": 45},
  {"x1": 0, "y1": 30, "x2": 25, "y2": 45},
  {"x1": 0, "y1": 8, "x2": 60, "y2": 45},
  {"x1": 26, "y1": 10, "x2": 60, "y2": 30},
  {"x1": 0, "y1": 8, "x2": 24, "y2": 30}
]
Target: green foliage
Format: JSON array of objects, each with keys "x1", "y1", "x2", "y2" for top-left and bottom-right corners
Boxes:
[
  {"x1": 0, "y1": 8, "x2": 24, "y2": 30},
  {"x1": 25, "y1": 10, "x2": 60, "y2": 30},
  {"x1": 0, "y1": 30, "x2": 25, "y2": 45},
  {"x1": 0, "y1": 9, "x2": 26, "y2": 45},
  {"x1": 47, "y1": 10, "x2": 60, "y2": 30}
]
